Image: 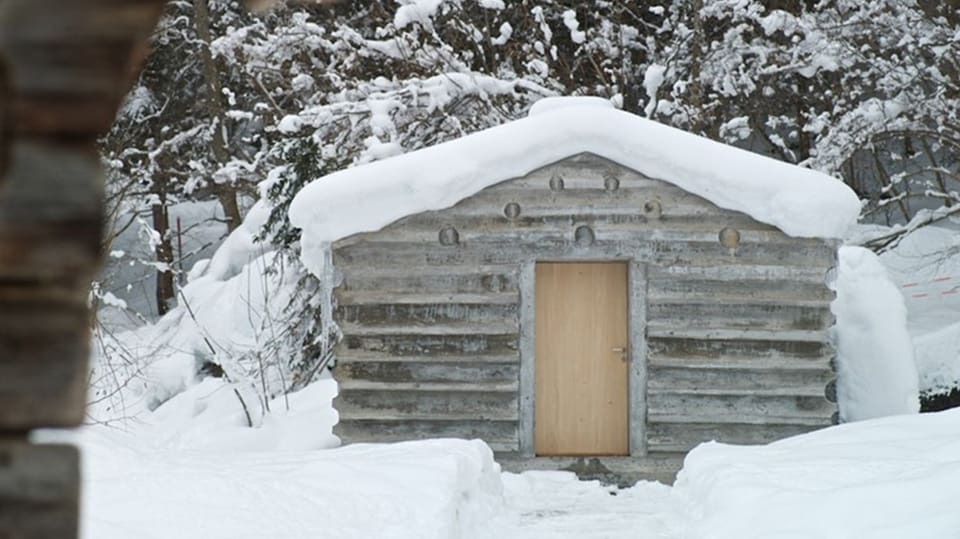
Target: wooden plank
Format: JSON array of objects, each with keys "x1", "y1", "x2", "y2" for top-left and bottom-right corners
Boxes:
[
  {"x1": 335, "y1": 291, "x2": 518, "y2": 305},
  {"x1": 340, "y1": 333, "x2": 518, "y2": 356},
  {"x1": 648, "y1": 393, "x2": 835, "y2": 424},
  {"x1": 337, "y1": 380, "x2": 518, "y2": 392},
  {"x1": 649, "y1": 355, "x2": 832, "y2": 371},
  {"x1": 339, "y1": 321, "x2": 517, "y2": 336},
  {"x1": 535, "y1": 262, "x2": 628, "y2": 456},
  {"x1": 628, "y1": 261, "x2": 649, "y2": 456},
  {"x1": 648, "y1": 301, "x2": 834, "y2": 332},
  {"x1": 335, "y1": 390, "x2": 518, "y2": 421},
  {"x1": 333, "y1": 237, "x2": 835, "y2": 269},
  {"x1": 647, "y1": 336, "x2": 832, "y2": 360},
  {"x1": 0, "y1": 335, "x2": 89, "y2": 428},
  {"x1": 335, "y1": 361, "x2": 518, "y2": 384},
  {"x1": 0, "y1": 442, "x2": 79, "y2": 538},
  {"x1": 646, "y1": 422, "x2": 826, "y2": 452},
  {"x1": 647, "y1": 365, "x2": 833, "y2": 395},
  {"x1": 646, "y1": 326, "x2": 829, "y2": 343},
  {"x1": 648, "y1": 279, "x2": 834, "y2": 303},
  {"x1": 336, "y1": 264, "x2": 519, "y2": 294},
  {"x1": 383, "y1": 196, "x2": 776, "y2": 233},
  {"x1": 335, "y1": 418, "x2": 518, "y2": 450},
  {"x1": 335, "y1": 350, "x2": 516, "y2": 364},
  {"x1": 337, "y1": 302, "x2": 518, "y2": 327},
  {"x1": 648, "y1": 263, "x2": 833, "y2": 282},
  {"x1": 340, "y1": 224, "x2": 820, "y2": 247}
]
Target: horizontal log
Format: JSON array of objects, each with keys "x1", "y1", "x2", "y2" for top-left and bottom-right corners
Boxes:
[
  {"x1": 337, "y1": 302, "x2": 518, "y2": 327},
  {"x1": 337, "y1": 380, "x2": 518, "y2": 393},
  {"x1": 339, "y1": 321, "x2": 518, "y2": 336},
  {"x1": 341, "y1": 333, "x2": 518, "y2": 356},
  {"x1": 383, "y1": 198, "x2": 775, "y2": 235},
  {"x1": 0, "y1": 334, "x2": 88, "y2": 428},
  {"x1": 647, "y1": 365, "x2": 833, "y2": 395},
  {"x1": 647, "y1": 335, "x2": 832, "y2": 360},
  {"x1": 647, "y1": 301, "x2": 834, "y2": 332},
  {"x1": 0, "y1": 442, "x2": 78, "y2": 538},
  {"x1": 335, "y1": 419, "x2": 518, "y2": 452},
  {"x1": 648, "y1": 263, "x2": 833, "y2": 283},
  {"x1": 336, "y1": 264, "x2": 519, "y2": 294},
  {"x1": 335, "y1": 360, "x2": 518, "y2": 384},
  {"x1": 648, "y1": 386, "x2": 829, "y2": 398},
  {"x1": 646, "y1": 325, "x2": 830, "y2": 343},
  {"x1": 648, "y1": 279, "x2": 834, "y2": 303},
  {"x1": 333, "y1": 237, "x2": 835, "y2": 269},
  {"x1": 335, "y1": 390, "x2": 518, "y2": 421},
  {"x1": 335, "y1": 350, "x2": 517, "y2": 364},
  {"x1": 335, "y1": 291, "x2": 518, "y2": 306},
  {"x1": 648, "y1": 355, "x2": 832, "y2": 371},
  {"x1": 648, "y1": 393, "x2": 835, "y2": 424},
  {"x1": 339, "y1": 225, "x2": 822, "y2": 248},
  {"x1": 646, "y1": 422, "x2": 826, "y2": 452}
]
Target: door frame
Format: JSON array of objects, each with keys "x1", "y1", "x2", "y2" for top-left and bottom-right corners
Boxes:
[{"x1": 518, "y1": 258, "x2": 648, "y2": 458}]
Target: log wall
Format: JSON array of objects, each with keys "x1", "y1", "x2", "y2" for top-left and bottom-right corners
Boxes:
[
  {"x1": 1, "y1": 1, "x2": 165, "y2": 536},
  {"x1": 331, "y1": 152, "x2": 837, "y2": 479}
]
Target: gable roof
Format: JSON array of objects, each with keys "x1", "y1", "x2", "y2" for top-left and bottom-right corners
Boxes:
[{"x1": 289, "y1": 97, "x2": 860, "y2": 254}]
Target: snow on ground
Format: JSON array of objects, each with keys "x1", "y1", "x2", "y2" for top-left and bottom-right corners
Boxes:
[
  {"x1": 78, "y1": 434, "x2": 502, "y2": 539},
  {"x1": 832, "y1": 246, "x2": 919, "y2": 421},
  {"x1": 673, "y1": 408, "x2": 960, "y2": 539},
  {"x1": 493, "y1": 472, "x2": 674, "y2": 538},
  {"x1": 48, "y1": 376, "x2": 960, "y2": 539}
]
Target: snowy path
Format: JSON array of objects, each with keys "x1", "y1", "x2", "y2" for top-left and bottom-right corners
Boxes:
[{"x1": 496, "y1": 472, "x2": 676, "y2": 539}]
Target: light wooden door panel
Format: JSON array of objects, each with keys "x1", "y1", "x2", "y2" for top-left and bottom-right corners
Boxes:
[{"x1": 534, "y1": 262, "x2": 629, "y2": 456}]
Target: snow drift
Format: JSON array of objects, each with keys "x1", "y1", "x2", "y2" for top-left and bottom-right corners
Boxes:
[
  {"x1": 832, "y1": 246, "x2": 919, "y2": 421},
  {"x1": 673, "y1": 408, "x2": 960, "y2": 539}
]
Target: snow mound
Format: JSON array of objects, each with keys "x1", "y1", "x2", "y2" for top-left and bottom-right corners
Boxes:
[
  {"x1": 832, "y1": 246, "x2": 919, "y2": 421},
  {"x1": 80, "y1": 432, "x2": 502, "y2": 539},
  {"x1": 527, "y1": 95, "x2": 613, "y2": 116},
  {"x1": 290, "y1": 97, "x2": 860, "y2": 276},
  {"x1": 673, "y1": 408, "x2": 960, "y2": 539},
  {"x1": 879, "y1": 225, "x2": 960, "y2": 393}
]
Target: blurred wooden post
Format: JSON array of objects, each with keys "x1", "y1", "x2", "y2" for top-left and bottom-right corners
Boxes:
[{"x1": 0, "y1": 1, "x2": 165, "y2": 537}]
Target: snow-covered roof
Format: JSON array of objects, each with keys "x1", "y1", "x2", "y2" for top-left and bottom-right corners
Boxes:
[{"x1": 289, "y1": 97, "x2": 860, "y2": 248}]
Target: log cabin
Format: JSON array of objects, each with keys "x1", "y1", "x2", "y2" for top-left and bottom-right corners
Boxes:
[{"x1": 289, "y1": 97, "x2": 862, "y2": 484}]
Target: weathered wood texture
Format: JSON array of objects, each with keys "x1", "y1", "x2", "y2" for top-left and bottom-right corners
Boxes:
[
  {"x1": 331, "y1": 152, "x2": 837, "y2": 478},
  {"x1": 1, "y1": 2, "x2": 165, "y2": 537},
  {"x1": 0, "y1": 0, "x2": 165, "y2": 427},
  {"x1": 0, "y1": 442, "x2": 79, "y2": 539}
]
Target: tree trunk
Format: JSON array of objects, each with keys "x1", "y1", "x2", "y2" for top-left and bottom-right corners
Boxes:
[
  {"x1": 688, "y1": 0, "x2": 706, "y2": 134},
  {"x1": 152, "y1": 193, "x2": 175, "y2": 316},
  {"x1": 194, "y1": 0, "x2": 242, "y2": 233}
]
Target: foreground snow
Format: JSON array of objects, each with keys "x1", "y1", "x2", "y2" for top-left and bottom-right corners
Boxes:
[
  {"x1": 674, "y1": 409, "x2": 960, "y2": 538},
  {"x1": 44, "y1": 376, "x2": 960, "y2": 539}
]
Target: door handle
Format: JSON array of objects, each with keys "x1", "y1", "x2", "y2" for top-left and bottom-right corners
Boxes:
[{"x1": 611, "y1": 347, "x2": 628, "y2": 362}]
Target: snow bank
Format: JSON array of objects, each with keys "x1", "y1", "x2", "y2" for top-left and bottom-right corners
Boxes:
[
  {"x1": 879, "y1": 225, "x2": 960, "y2": 393},
  {"x1": 290, "y1": 97, "x2": 859, "y2": 276},
  {"x1": 672, "y1": 408, "x2": 960, "y2": 539},
  {"x1": 90, "y1": 199, "x2": 301, "y2": 422},
  {"x1": 832, "y1": 246, "x2": 919, "y2": 421},
  {"x1": 135, "y1": 376, "x2": 339, "y2": 452},
  {"x1": 79, "y1": 433, "x2": 502, "y2": 539}
]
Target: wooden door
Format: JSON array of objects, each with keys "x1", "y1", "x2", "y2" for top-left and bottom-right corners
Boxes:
[{"x1": 534, "y1": 262, "x2": 629, "y2": 456}]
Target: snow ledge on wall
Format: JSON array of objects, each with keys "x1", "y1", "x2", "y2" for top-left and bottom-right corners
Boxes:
[{"x1": 289, "y1": 97, "x2": 861, "y2": 275}]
